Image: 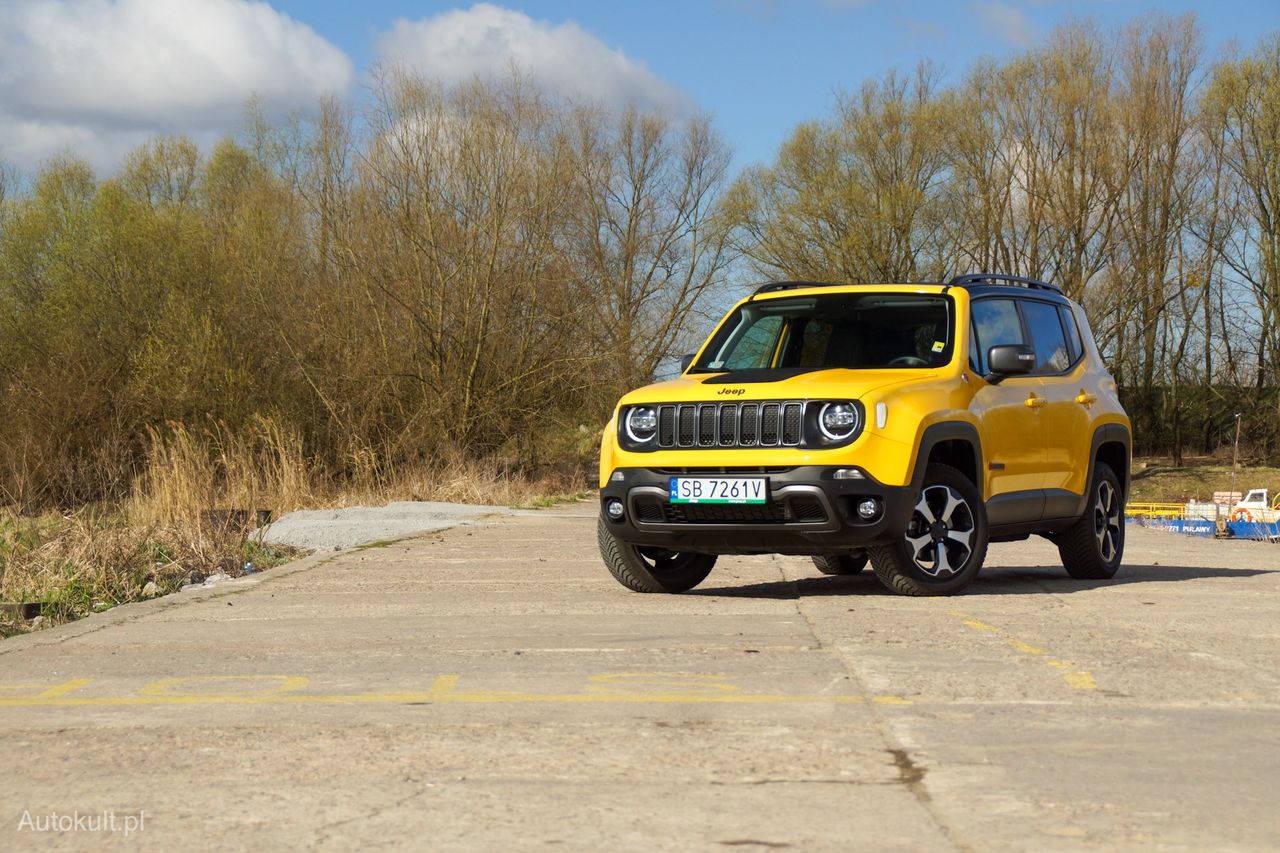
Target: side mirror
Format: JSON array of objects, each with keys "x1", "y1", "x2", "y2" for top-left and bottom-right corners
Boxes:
[
  {"x1": 986, "y1": 345, "x2": 1035, "y2": 383},
  {"x1": 679, "y1": 353, "x2": 695, "y2": 373}
]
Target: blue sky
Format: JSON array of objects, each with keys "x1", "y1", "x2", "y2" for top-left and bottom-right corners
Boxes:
[{"x1": 1, "y1": 0, "x2": 1278, "y2": 174}]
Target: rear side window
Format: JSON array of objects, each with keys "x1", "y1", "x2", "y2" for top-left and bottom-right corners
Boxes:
[
  {"x1": 1021, "y1": 300, "x2": 1069, "y2": 373},
  {"x1": 1060, "y1": 306, "x2": 1084, "y2": 363},
  {"x1": 971, "y1": 299, "x2": 1024, "y2": 374}
]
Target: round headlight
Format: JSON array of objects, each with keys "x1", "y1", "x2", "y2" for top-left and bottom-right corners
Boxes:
[
  {"x1": 818, "y1": 402, "x2": 859, "y2": 441},
  {"x1": 625, "y1": 407, "x2": 658, "y2": 443}
]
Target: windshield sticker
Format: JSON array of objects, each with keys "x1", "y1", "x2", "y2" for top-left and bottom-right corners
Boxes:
[{"x1": 931, "y1": 341, "x2": 945, "y2": 353}]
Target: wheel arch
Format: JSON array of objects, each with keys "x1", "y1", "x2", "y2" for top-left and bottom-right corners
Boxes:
[
  {"x1": 1089, "y1": 424, "x2": 1131, "y2": 503},
  {"x1": 911, "y1": 422, "x2": 984, "y2": 499}
]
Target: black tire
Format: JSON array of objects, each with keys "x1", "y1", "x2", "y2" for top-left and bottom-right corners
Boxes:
[
  {"x1": 867, "y1": 464, "x2": 988, "y2": 596},
  {"x1": 597, "y1": 517, "x2": 716, "y2": 593},
  {"x1": 1057, "y1": 462, "x2": 1124, "y2": 579},
  {"x1": 812, "y1": 551, "x2": 868, "y2": 575}
]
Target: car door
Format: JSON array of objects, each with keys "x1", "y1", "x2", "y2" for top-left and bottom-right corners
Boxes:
[
  {"x1": 969, "y1": 298, "x2": 1047, "y2": 517},
  {"x1": 1020, "y1": 299, "x2": 1092, "y2": 513}
]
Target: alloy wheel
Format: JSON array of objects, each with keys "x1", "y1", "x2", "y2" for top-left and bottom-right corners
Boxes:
[
  {"x1": 904, "y1": 484, "x2": 976, "y2": 578},
  {"x1": 1093, "y1": 480, "x2": 1122, "y2": 563}
]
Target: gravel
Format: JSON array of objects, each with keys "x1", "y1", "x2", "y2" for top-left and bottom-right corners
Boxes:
[{"x1": 255, "y1": 501, "x2": 519, "y2": 552}]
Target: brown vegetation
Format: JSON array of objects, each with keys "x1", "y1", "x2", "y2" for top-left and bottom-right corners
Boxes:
[{"x1": 0, "y1": 73, "x2": 734, "y2": 513}]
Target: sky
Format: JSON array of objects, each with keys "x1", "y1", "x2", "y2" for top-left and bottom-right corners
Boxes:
[{"x1": 1, "y1": 0, "x2": 1278, "y2": 176}]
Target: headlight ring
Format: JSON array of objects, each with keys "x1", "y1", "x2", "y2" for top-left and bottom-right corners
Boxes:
[
  {"x1": 817, "y1": 402, "x2": 860, "y2": 442},
  {"x1": 624, "y1": 406, "x2": 659, "y2": 444}
]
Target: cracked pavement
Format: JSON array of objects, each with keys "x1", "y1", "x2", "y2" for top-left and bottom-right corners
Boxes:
[{"x1": 2, "y1": 503, "x2": 1279, "y2": 850}]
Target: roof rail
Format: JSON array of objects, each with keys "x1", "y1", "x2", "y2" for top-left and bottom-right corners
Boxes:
[
  {"x1": 752, "y1": 280, "x2": 845, "y2": 296},
  {"x1": 948, "y1": 273, "x2": 1063, "y2": 294}
]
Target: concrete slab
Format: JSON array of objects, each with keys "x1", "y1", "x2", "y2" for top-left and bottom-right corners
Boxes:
[{"x1": 1, "y1": 509, "x2": 1278, "y2": 849}]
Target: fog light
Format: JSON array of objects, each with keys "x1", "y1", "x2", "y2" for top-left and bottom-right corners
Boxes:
[
  {"x1": 605, "y1": 499, "x2": 625, "y2": 520},
  {"x1": 834, "y1": 468, "x2": 866, "y2": 480},
  {"x1": 857, "y1": 499, "x2": 880, "y2": 519}
]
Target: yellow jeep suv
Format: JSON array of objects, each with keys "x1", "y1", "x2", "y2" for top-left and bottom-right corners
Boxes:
[{"x1": 597, "y1": 274, "x2": 1130, "y2": 596}]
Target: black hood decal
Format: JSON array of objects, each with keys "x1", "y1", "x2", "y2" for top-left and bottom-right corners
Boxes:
[{"x1": 699, "y1": 367, "x2": 825, "y2": 384}]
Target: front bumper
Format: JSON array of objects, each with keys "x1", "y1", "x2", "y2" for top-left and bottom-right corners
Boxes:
[{"x1": 599, "y1": 466, "x2": 916, "y2": 556}]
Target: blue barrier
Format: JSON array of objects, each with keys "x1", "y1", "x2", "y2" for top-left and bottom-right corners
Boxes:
[
  {"x1": 1131, "y1": 517, "x2": 1216, "y2": 537},
  {"x1": 1127, "y1": 516, "x2": 1280, "y2": 541},
  {"x1": 1227, "y1": 520, "x2": 1280, "y2": 541}
]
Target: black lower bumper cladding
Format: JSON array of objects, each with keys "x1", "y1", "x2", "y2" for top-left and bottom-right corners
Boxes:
[{"x1": 600, "y1": 466, "x2": 916, "y2": 556}]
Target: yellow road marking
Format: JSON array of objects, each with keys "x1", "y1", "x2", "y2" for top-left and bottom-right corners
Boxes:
[
  {"x1": 1008, "y1": 640, "x2": 1048, "y2": 656},
  {"x1": 0, "y1": 675, "x2": 910, "y2": 708},
  {"x1": 586, "y1": 673, "x2": 739, "y2": 695},
  {"x1": 39, "y1": 678, "x2": 93, "y2": 699},
  {"x1": 138, "y1": 675, "x2": 310, "y2": 698},
  {"x1": 0, "y1": 679, "x2": 94, "y2": 699},
  {"x1": 949, "y1": 611, "x2": 1097, "y2": 691},
  {"x1": 1062, "y1": 671, "x2": 1098, "y2": 690},
  {"x1": 430, "y1": 675, "x2": 460, "y2": 693}
]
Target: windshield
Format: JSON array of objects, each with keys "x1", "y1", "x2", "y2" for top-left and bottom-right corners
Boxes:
[{"x1": 691, "y1": 293, "x2": 954, "y2": 373}]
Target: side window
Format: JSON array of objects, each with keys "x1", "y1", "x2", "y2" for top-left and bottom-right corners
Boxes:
[
  {"x1": 1022, "y1": 300, "x2": 1070, "y2": 373},
  {"x1": 1060, "y1": 305, "x2": 1084, "y2": 363},
  {"x1": 970, "y1": 299, "x2": 1024, "y2": 374},
  {"x1": 722, "y1": 315, "x2": 783, "y2": 370}
]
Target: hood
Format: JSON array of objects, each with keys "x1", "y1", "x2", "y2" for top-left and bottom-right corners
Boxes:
[{"x1": 620, "y1": 368, "x2": 929, "y2": 406}]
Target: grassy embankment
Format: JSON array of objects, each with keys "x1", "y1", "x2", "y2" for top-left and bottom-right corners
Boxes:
[
  {"x1": 1, "y1": 425, "x2": 591, "y2": 638},
  {"x1": 1128, "y1": 458, "x2": 1280, "y2": 503}
]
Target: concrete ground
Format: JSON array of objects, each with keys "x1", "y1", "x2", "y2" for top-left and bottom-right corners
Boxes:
[{"x1": 1, "y1": 504, "x2": 1278, "y2": 850}]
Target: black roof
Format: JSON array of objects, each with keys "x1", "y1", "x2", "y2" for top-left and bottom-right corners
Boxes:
[
  {"x1": 751, "y1": 273, "x2": 1065, "y2": 298},
  {"x1": 947, "y1": 273, "x2": 1062, "y2": 294}
]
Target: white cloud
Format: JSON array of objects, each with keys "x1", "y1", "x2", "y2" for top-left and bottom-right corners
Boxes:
[
  {"x1": 375, "y1": 4, "x2": 691, "y2": 115},
  {"x1": 0, "y1": 0, "x2": 354, "y2": 173},
  {"x1": 974, "y1": 1, "x2": 1038, "y2": 48}
]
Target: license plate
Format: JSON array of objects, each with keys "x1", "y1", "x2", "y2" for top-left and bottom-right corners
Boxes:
[{"x1": 669, "y1": 477, "x2": 768, "y2": 505}]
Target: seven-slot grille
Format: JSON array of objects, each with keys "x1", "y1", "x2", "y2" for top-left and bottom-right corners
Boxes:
[{"x1": 656, "y1": 401, "x2": 805, "y2": 448}]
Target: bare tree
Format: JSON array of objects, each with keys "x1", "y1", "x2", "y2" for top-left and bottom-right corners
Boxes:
[
  {"x1": 727, "y1": 64, "x2": 950, "y2": 283},
  {"x1": 569, "y1": 106, "x2": 735, "y2": 390}
]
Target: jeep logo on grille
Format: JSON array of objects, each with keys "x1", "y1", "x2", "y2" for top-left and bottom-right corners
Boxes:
[{"x1": 717, "y1": 388, "x2": 746, "y2": 396}]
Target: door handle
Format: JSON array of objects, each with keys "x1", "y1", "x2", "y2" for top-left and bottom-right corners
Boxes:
[
  {"x1": 1025, "y1": 394, "x2": 1046, "y2": 409},
  {"x1": 1075, "y1": 391, "x2": 1097, "y2": 407}
]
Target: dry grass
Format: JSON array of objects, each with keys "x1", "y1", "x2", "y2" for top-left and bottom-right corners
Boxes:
[
  {"x1": 1130, "y1": 457, "x2": 1280, "y2": 503},
  {"x1": 372, "y1": 451, "x2": 591, "y2": 508},
  {"x1": 128, "y1": 418, "x2": 315, "y2": 529},
  {"x1": 0, "y1": 508, "x2": 294, "y2": 638}
]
